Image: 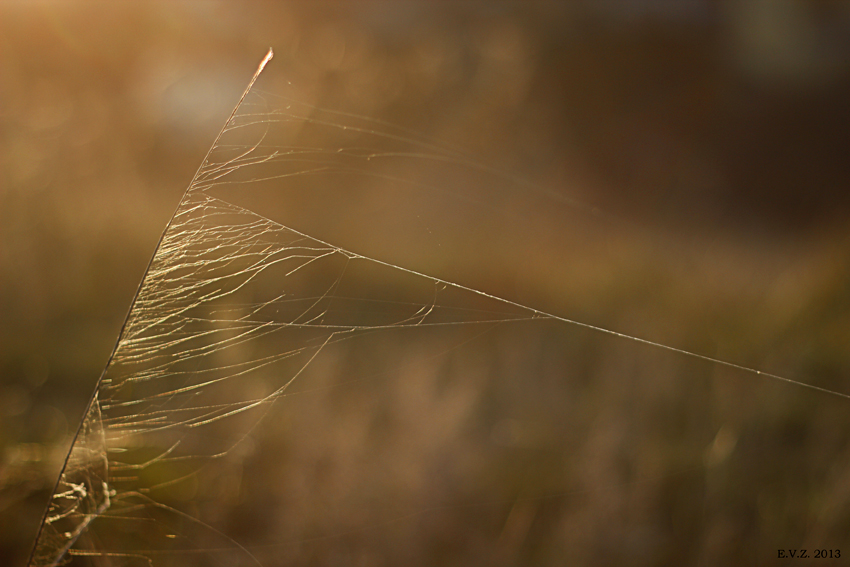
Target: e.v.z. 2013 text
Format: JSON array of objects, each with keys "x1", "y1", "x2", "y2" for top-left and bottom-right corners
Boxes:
[{"x1": 778, "y1": 549, "x2": 840, "y2": 559}]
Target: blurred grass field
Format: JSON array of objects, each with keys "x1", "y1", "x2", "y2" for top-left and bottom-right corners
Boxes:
[{"x1": 2, "y1": 2, "x2": 850, "y2": 565}]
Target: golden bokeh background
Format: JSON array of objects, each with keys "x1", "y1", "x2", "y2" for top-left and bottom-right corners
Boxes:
[{"x1": 2, "y1": 2, "x2": 850, "y2": 565}]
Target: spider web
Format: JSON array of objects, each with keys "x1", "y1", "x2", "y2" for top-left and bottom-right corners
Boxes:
[
  {"x1": 27, "y1": 50, "x2": 850, "y2": 567},
  {"x1": 28, "y1": 49, "x2": 539, "y2": 567}
]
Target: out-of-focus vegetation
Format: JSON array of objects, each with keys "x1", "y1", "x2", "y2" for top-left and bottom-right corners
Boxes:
[{"x1": 2, "y1": 2, "x2": 850, "y2": 565}]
